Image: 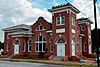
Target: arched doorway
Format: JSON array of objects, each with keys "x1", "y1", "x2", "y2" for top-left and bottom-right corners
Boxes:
[
  {"x1": 14, "y1": 39, "x2": 20, "y2": 54},
  {"x1": 57, "y1": 38, "x2": 65, "y2": 56},
  {"x1": 72, "y1": 39, "x2": 76, "y2": 56}
]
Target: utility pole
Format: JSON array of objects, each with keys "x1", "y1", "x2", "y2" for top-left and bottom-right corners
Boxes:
[{"x1": 93, "y1": 0, "x2": 99, "y2": 67}]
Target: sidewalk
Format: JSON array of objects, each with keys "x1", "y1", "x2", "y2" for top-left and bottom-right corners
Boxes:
[{"x1": 0, "y1": 58, "x2": 96, "y2": 67}]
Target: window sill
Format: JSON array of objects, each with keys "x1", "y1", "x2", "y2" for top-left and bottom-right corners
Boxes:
[
  {"x1": 28, "y1": 51, "x2": 31, "y2": 52},
  {"x1": 56, "y1": 24, "x2": 65, "y2": 26},
  {"x1": 36, "y1": 29, "x2": 46, "y2": 31},
  {"x1": 35, "y1": 51, "x2": 45, "y2": 52}
]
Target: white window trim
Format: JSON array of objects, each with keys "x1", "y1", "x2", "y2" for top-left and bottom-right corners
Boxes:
[
  {"x1": 35, "y1": 36, "x2": 46, "y2": 52},
  {"x1": 56, "y1": 16, "x2": 65, "y2": 25},
  {"x1": 83, "y1": 42, "x2": 87, "y2": 52},
  {"x1": 23, "y1": 41, "x2": 26, "y2": 52},
  {"x1": 35, "y1": 41, "x2": 46, "y2": 52},
  {"x1": 6, "y1": 44, "x2": 9, "y2": 51},
  {"x1": 72, "y1": 29, "x2": 75, "y2": 33},
  {"x1": 61, "y1": 16, "x2": 65, "y2": 24},
  {"x1": 81, "y1": 26, "x2": 85, "y2": 31},
  {"x1": 72, "y1": 16, "x2": 75, "y2": 26},
  {"x1": 28, "y1": 42, "x2": 32, "y2": 52},
  {"x1": 50, "y1": 37, "x2": 53, "y2": 52},
  {"x1": 36, "y1": 25, "x2": 46, "y2": 31}
]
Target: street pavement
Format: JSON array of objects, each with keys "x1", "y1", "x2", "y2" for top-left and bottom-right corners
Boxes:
[{"x1": 0, "y1": 61, "x2": 73, "y2": 67}]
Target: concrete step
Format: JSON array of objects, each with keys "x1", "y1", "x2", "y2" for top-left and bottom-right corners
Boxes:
[{"x1": 52, "y1": 56, "x2": 63, "y2": 61}]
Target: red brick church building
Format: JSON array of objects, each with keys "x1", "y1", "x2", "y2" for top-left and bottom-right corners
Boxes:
[{"x1": 2, "y1": 3, "x2": 93, "y2": 61}]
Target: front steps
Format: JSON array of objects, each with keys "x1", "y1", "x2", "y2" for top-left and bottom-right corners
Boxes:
[
  {"x1": 52, "y1": 56, "x2": 63, "y2": 61},
  {"x1": 51, "y1": 55, "x2": 85, "y2": 61}
]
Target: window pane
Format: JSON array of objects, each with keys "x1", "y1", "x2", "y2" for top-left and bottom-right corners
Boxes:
[
  {"x1": 7, "y1": 44, "x2": 9, "y2": 50},
  {"x1": 28, "y1": 40, "x2": 32, "y2": 51},
  {"x1": 29, "y1": 40, "x2": 31, "y2": 45},
  {"x1": 15, "y1": 40, "x2": 19, "y2": 44},
  {"x1": 39, "y1": 43, "x2": 42, "y2": 52},
  {"x1": 61, "y1": 16, "x2": 64, "y2": 24},
  {"x1": 36, "y1": 43, "x2": 38, "y2": 51},
  {"x1": 72, "y1": 17, "x2": 75, "y2": 26},
  {"x1": 58, "y1": 38, "x2": 65, "y2": 43},
  {"x1": 56, "y1": 17, "x2": 60, "y2": 24},
  {"x1": 39, "y1": 36, "x2": 42, "y2": 41},
  {"x1": 43, "y1": 37, "x2": 45, "y2": 41},
  {"x1": 43, "y1": 43, "x2": 45, "y2": 51},
  {"x1": 29, "y1": 45, "x2": 31, "y2": 51},
  {"x1": 37, "y1": 27, "x2": 39, "y2": 30},
  {"x1": 23, "y1": 43, "x2": 25, "y2": 51},
  {"x1": 40, "y1": 26, "x2": 42, "y2": 30}
]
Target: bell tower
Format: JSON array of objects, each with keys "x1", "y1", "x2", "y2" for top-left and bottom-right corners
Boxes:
[{"x1": 49, "y1": 3, "x2": 80, "y2": 56}]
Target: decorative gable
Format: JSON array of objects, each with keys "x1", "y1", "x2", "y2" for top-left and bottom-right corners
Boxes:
[{"x1": 32, "y1": 17, "x2": 52, "y2": 32}]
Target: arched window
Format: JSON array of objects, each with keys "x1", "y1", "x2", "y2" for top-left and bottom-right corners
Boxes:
[
  {"x1": 36, "y1": 25, "x2": 45, "y2": 31},
  {"x1": 61, "y1": 16, "x2": 65, "y2": 24},
  {"x1": 56, "y1": 16, "x2": 65, "y2": 25},
  {"x1": 57, "y1": 38, "x2": 65, "y2": 43},
  {"x1": 28, "y1": 39, "x2": 32, "y2": 52},
  {"x1": 84, "y1": 43, "x2": 87, "y2": 52},
  {"x1": 6, "y1": 44, "x2": 9, "y2": 51},
  {"x1": 72, "y1": 38, "x2": 77, "y2": 45},
  {"x1": 6, "y1": 39, "x2": 10, "y2": 51},
  {"x1": 14, "y1": 39, "x2": 20, "y2": 45},
  {"x1": 35, "y1": 36, "x2": 46, "y2": 52},
  {"x1": 22, "y1": 41, "x2": 26, "y2": 52},
  {"x1": 72, "y1": 16, "x2": 75, "y2": 26}
]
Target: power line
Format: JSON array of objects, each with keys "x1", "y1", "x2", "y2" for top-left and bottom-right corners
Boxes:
[
  {"x1": 65, "y1": 0, "x2": 87, "y2": 17},
  {"x1": 1, "y1": 0, "x2": 52, "y2": 16},
  {"x1": 2, "y1": 1, "x2": 52, "y2": 18},
  {"x1": 0, "y1": 0, "x2": 53, "y2": 23}
]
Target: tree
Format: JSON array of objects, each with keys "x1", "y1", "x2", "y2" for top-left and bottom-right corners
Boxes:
[
  {"x1": 0, "y1": 41, "x2": 4, "y2": 50},
  {"x1": 91, "y1": 29, "x2": 100, "y2": 53}
]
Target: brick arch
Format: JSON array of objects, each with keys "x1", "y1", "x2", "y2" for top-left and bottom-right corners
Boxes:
[
  {"x1": 13, "y1": 38, "x2": 20, "y2": 45},
  {"x1": 55, "y1": 35, "x2": 67, "y2": 44},
  {"x1": 72, "y1": 38, "x2": 76, "y2": 44},
  {"x1": 34, "y1": 33, "x2": 47, "y2": 42},
  {"x1": 28, "y1": 38, "x2": 32, "y2": 43}
]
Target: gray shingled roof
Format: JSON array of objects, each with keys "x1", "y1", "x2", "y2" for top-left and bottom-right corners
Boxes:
[
  {"x1": 2, "y1": 24, "x2": 31, "y2": 31},
  {"x1": 77, "y1": 18, "x2": 93, "y2": 24},
  {"x1": 8, "y1": 30, "x2": 33, "y2": 35}
]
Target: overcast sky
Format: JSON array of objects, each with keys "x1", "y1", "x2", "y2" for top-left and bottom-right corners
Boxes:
[{"x1": 0, "y1": 0, "x2": 100, "y2": 42}]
